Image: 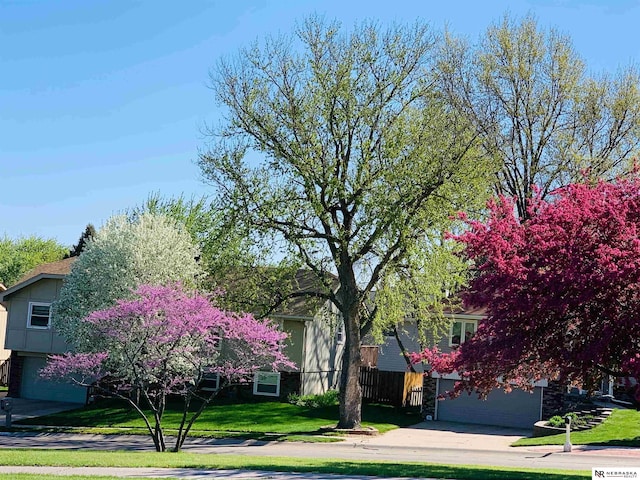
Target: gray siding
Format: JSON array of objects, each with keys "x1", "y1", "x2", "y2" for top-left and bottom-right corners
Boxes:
[
  {"x1": 4, "y1": 278, "x2": 71, "y2": 354},
  {"x1": 300, "y1": 302, "x2": 343, "y2": 395},
  {"x1": 282, "y1": 319, "x2": 305, "y2": 368},
  {"x1": 377, "y1": 332, "x2": 425, "y2": 373},
  {"x1": 436, "y1": 379, "x2": 542, "y2": 429}
]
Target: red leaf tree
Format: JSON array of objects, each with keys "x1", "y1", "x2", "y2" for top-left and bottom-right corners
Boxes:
[
  {"x1": 41, "y1": 284, "x2": 293, "y2": 452},
  {"x1": 413, "y1": 177, "x2": 640, "y2": 401}
]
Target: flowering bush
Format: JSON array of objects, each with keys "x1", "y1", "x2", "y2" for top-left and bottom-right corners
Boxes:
[{"x1": 42, "y1": 283, "x2": 293, "y2": 452}]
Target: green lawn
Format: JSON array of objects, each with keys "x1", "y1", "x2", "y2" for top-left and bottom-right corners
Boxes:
[
  {"x1": 514, "y1": 409, "x2": 640, "y2": 447},
  {"x1": 16, "y1": 398, "x2": 420, "y2": 439},
  {"x1": 0, "y1": 450, "x2": 590, "y2": 479}
]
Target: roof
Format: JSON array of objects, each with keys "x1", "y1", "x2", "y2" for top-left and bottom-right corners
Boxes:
[
  {"x1": 0, "y1": 257, "x2": 337, "y2": 319},
  {"x1": 15, "y1": 257, "x2": 76, "y2": 285},
  {"x1": 443, "y1": 304, "x2": 487, "y2": 318},
  {"x1": 1, "y1": 257, "x2": 76, "y2": 300},
  {"x1": 271, "y1": 269, "x2": 338, "y2": 319}
]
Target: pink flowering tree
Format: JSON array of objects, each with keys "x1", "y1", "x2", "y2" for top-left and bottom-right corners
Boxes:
[
  {"x1": 412, "y1": 176, "x2": 640, "y2": 402},
  {"x1": 41, "y1": 284, "x2": 293, "y2": 452}
]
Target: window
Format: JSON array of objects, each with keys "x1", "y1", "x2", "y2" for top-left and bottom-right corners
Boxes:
[
  {"x1": 449, "y1": 319, "x2": 477, "y2": 347},
  {"x1": 336, "y1": 321, "x2": 345, "y2": 344},
  {"x1": 28, "y1": 302, "x2": 51, "y2": 329},
  {"x1": 253, "y1": 371, "x2": 281, "y2": 397},
  {"x1": 200, "y1": 373, "x2": 220, "y2": 392}
]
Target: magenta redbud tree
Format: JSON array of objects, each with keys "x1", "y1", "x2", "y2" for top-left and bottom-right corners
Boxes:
[
  {"x1": 413, "y1": 176, "x2": 640, "y2": 402},
  {"x1": 41, "y1": 283, "x2": 293, "y2": 452}
]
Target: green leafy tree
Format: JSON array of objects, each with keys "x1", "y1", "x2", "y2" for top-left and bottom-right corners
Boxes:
[
  {"x1": 0, "y1": 236, "x2": 67, "y2": 286},
  {"x1": 199, "y1": 17, "x2": 495, "y2": 428},
  {"x1": 439, "y1": 14, "x2": 640, "y2": 218},
  {"x1": 52, "y1": 213, "x2": 202, "y2": 348}
]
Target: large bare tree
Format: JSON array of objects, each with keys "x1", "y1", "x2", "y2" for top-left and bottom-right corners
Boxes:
[{"x1": 439, "y1": 14, "x2": 640, "y2": 218}]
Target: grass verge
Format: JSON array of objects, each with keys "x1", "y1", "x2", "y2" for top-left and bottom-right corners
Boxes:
[
  {"x1": 0, "y1": 449, "x2": 590, "y2": 479},
  {"x1": 514, "y1": 409, "x2": 640, "y2": 447}
]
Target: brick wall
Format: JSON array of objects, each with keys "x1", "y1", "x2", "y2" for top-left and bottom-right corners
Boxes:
[
  {"x1": 7, "y1": 352, "x2": 22, "y2": 398},
  {"x1": 542, "y1": 380, "x2": 565, "y2": 419},
  {"x1": 279, "y1": 371, "x2": 301, "y2": 399},
  {"x1": 422, "y1": 375, "x2": 437, "y2": 418}
]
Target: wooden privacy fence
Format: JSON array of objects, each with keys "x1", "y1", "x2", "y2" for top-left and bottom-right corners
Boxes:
[{"x1": 359, "y1": 366, "x2": 423, "y2": 407}]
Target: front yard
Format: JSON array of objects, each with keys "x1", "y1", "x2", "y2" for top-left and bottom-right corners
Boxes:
[{"x1": 15, "y1": 397, "x2": 420, "y2": 440}]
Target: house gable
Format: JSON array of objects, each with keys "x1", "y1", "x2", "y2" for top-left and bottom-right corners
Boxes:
[{"x1": 0, "y1": 258, "x2": 76, "y2": 355}]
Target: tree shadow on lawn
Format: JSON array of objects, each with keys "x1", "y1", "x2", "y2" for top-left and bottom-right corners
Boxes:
[
  {"x1": 16, "y1": 400, "x2": 135, "y2": 427},
  {"x1": 15, "y1": 398, "x2": 421, "y2": 438}
]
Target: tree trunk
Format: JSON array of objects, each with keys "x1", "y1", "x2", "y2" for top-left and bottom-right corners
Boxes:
[
  {"x1": 336, "y1": 266, "x2": 363, "y2": 429},
  {"x1": 337, "y1": 335, "x2": 362, "y2": 429}
]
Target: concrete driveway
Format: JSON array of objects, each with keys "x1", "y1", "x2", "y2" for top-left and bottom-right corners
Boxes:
[
  {"x1": 349, "y1": 420, "x2": 530, "y2": 451},
  {"x1": 0, "y1": 393, "x2": 81, "y2": 424}
]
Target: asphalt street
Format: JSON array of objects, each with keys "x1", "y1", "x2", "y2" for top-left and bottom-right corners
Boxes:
[{"x1": 0, "y1": 430, "x2": 639, "y2": 471}]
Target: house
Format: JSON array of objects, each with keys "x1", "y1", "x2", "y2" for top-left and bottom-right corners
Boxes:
[
  {"x1": 0, "y1": 258, "x2": 344, "y2": 403},
  {"x1": 376, "y1": 307, "x2": 550, "y2": 429},
  {"x1": 248, "y1": 269, "x2": 344, "y2": 398},
  {"x1": 0, "y1": 257, "x2": 87, "y2": 403}
]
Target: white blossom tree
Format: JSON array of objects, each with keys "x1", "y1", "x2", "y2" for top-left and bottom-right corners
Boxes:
[{"x1": 52, "y1": 213, "x2": 202, "y2": 348}]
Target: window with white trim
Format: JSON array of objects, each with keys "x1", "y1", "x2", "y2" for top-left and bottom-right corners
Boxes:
[
  {"x1": 27, "y1": 302, "x2": 51, "y2": 329},
  {"x1": 200, "y1": 373, "x2": 220, "y2": 392},
  {"x1": 449, "y1": 319, "x2": 477, "y2": 347},
  {"x1": 253, "y1": 371, "x2": 281, "y2": 397}
]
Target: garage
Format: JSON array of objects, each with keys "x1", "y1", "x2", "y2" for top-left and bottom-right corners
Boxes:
[
  {"x1": 20, "y1": 355, "x2": 87, "y2": 404},
  {"x1": 436, "y1": 378, "x2": 542, "y2": 429}
]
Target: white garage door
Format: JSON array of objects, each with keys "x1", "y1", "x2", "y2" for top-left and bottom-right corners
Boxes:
[
  {"x1": 20, "y1": 356, "x2": 87, "y2": 404},
  {"x1": 437, "y1": 379, "x2": 542, "y2": 429}
]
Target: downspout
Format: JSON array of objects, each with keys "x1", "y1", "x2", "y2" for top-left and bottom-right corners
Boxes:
[
  {"x1": 300, "y1": 320, "x2": 308, "y2": 396},
  {"x1": 434, "y1": 376, "x2": 440, "y2": 421}
]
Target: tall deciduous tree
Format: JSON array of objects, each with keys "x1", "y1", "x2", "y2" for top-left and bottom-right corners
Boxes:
[
  {"x1": 413, "y1": 176, "x2": 640, "y2": 400},
  {"x1": 43, "y1": 284, "x2": 292, "y2": 452},
  {"x1": 0, "y1": 236, "x2": 67, "y2": 286},
  {"x1": 52, "y1": 213, "x2": 202, "y2": 347},
  {"x1": 439, "y1": 14, "x2": 640, "y2": 218},
  {"x1": 199, "y1": 17, "x2": 495, "y2": 428}
]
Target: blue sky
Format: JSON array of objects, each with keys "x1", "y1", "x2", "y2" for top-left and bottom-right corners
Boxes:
[{"x1": 2, "y1": 0, "x2": 639, "y2": 246}]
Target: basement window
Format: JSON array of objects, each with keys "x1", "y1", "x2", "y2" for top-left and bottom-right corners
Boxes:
[
  {"x1": 200, "y1": 373, "x2": 220, "y2": 392},
  {"x1": 253, "y1": 371, "x2": 281, "y2": 397}
]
